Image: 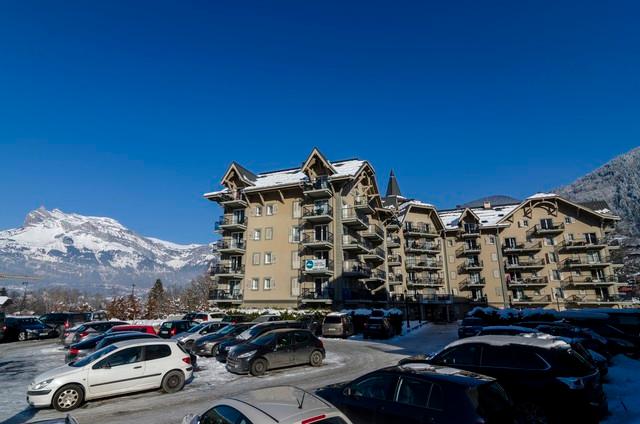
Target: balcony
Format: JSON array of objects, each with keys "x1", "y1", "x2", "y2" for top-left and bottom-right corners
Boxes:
[
  {"x1": 405, "y1": 241, "x2": 440, "y2": 254},
  {"x1": 512, "y1": 295, "x2": 552, "y2": 305},
  {"x1": 507, "y1": 276, "x2": 549, "y2": 287},
  {"x1": 406, "y1": 259, "x2": 443, "y2": 271},
  {"x1": 527, "y1": 222, "x2": 565, "y2": 237},
  {"x1": 301, "y1": 231, "x2": 334, "y2": 249},
  {"x1": 504, "y1": 258, "x2": 546, "y2": 271},
  {"x1": 407, "y1": 277, "x2": 445, "y2": 288},
  {"x1": 343, "y1": 260, "x2": 371, "y2": 278},
  {"x1": 354, "y1": 196, "x2": 375, "y2": 215},
  {"x1": 561, "y1": 256, "x2": 612, "y2": 269},
  {"x1": 557, "y1": 238, "x2": 607, "y2": 252},
  {"x1": 210, "y1": 264, "x2": 245, "y2": 279},
  {"x1": 298, "y1": 288, "x2": 334, "y2": 305},
  {"x1": 303, "y1": 178, "x2": 332, "y2": 198},
  {"x1": 341, "y1": 207, "x2": 369, "y2": 230},
  {"x1": 302, "y1": 204, "x2": 333, "y2": 223},
  {"x1": 215, "y1": 216, "x2": 247, "y2": 232},
  {"x1": 216, "y1": 239, "x2": 246, "y2": 254},
  {"x1": 606, "y1": 238, "x2": 621, "y2": 250},
  {"x1": 386, "y1": 219, "x2": 401, "y2": 230},
  {"x1": 362, "y1": 269, "x2": 386, "y2": 283},
  {"x1": 456, "y1": 243, "x2": 482, "y2": 256},
  {"x1": 362, "y1": 223, "x2": 384, "y2": 241},
  {"x1": 343, "y1": 289, "x2": 388, "y2": 304},
  {"x1": 561, "y1": 275, "x2": 618, "y2": 288},
  {"x1": 361, "y1": 247, "x2": 386, "y2": 262},
  {"x1": 459, "y1": 277, "x2": 486, "y2": 290},
  {"x1": 386, "y1": 235, "x2": 401, "y2": 248},
  {"x1": 387, "y1": 255, "x2": 402, "y2": 266},
  {"x1": 458, "y1": 260, "x2": 484, "y2": 273},
  {"x1": 209, "y1": 289, "x2": 243, "y2": 305},
  {"x1": 404, "y1": 222, "x2": 438, "y2": 238},
  {"x1": 302, "y1": 259, "x2": 334, "y2": 276},
  {"x1": 460, "y1": 226, "x2": 481, "y2": 238},
  {"x1": 388, "y1": 274, "x2": 403, "y2": 286},
  {"x1": 342, "y1": 234, "x2": 371, "y2": 253},
  {"x1": 563, "y1": 294, "x2": 631, "y2": 306},
  {"x1": 218, "y1": 191, "x2": 248, "y2": 209},
  {"x1": 502, "y1": 241, "x2": 542, "y2": 254}
]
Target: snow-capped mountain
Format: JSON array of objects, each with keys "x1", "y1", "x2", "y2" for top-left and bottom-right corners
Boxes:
[{"x1": 0, "y1": 207, "x2": 217, "y2": 290}]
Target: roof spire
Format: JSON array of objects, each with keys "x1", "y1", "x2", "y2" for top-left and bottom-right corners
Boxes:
[{"x1": 385, "y1": 170, "x2": 402, "y2": 197}]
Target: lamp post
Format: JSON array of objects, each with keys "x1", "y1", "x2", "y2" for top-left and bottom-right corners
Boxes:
[{"x1": 404, "y1": 290, "x2": 410, "y2": 330}]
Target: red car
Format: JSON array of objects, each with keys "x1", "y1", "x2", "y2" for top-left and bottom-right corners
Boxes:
[{"x1": 107, "y1": 324, "x2": 157, "y2": 335}]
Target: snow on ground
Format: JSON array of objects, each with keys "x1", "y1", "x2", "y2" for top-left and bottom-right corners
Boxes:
[{"x1": 604, "y1": 355, "x2": 640, "y2": 424}]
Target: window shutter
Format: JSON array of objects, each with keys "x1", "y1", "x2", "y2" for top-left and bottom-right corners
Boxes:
[
  {"x1": 272, "y1": 204, "x2": 278, "y2": 214},
  {"x1": 493, "y1": 269, "x2": 500, "y2": 278},
  {"x1": 272, "y1": 253, "x2": 276, "y2": 263},
  {"x1": 448, "y1": 255, "x2": 454, "y2": 264},
  {"x1": 491, "y1": 253, "x2": 498, "y2": 262}
]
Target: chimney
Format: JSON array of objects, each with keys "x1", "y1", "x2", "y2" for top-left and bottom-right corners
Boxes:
[{"x1": 483, "y1": 201, "x2": 492, "y2": 209}]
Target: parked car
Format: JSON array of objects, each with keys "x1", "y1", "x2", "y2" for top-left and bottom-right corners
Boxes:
[
  {"x1": 422, "y1": 335, "x2": 607, "y2": 422},
  {"x1": 227, "y1": 329, "x2": 325, "y2": 376},
  {"x1": 297, "y1": 314, "x2": 323, "y2": 336},
  {"x1": 66, "y1": 331, "x2": 160, "y2": 363},
  {"x1": 316, "y1": 364, "x2": 514, "y2": 424},
  {"x1": 363, "y1": 317, "x2": 394, "y2": 339},
  {"x1": 458, "y1": 316, "x2": 485, "y2": 338},
  {"x1": 106, "y1": 324, "x2": 157, "y2": 335},
  {"x1": 191, "y1": 323, "x2": 255, "y2": 357},
  {"x1": 517, "y1": 321, "x2": 612, "y2": 358},
  {"x1": 582, "y1": 308, "x2": 640, "y2": 336},
  {"x1": 40, "y1": 311, "x2": 107, "y2": 338},
  {"x1": 252, "y1": 314, "x2": 280, "y2": 323},
  {"x1": 27, "y1": 339, "x2": 193, "y2": 411},
  {"x1": 220, "y1": 314, "x2": 250, "y2": 324},
  {"x1": 64, "y1": 321, "x2": 128, "y2": 345},
  {"x1": 476, "y1": 326, "x2": 540, "y2": 337},
  {"x1": 182, "y1": 312, "x2": 226, "y2": 323},
  {"x1": 216, "y1": 321, "x2": 307, "y2": 362},
  {"x1": 322, "y1": 313, "x2": 354, "y2": 338},
  {"x1": 1, "y1": 317, "x2": 55, "y2": 342},
  {"x1": 182, "y1": 386, "x2": 353, "y2": 424},
  {"x1": 173, "y1": 321, "x2": 229, "y2": 349},
  {"x1": 158, "y1": 320, "x2": 197, "y2": 338}
]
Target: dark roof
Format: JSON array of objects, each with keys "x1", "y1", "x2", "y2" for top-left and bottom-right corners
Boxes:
[
  {"x1": 577, "y1": 200, "x2": 611, "y2": 212},
  {"x1": 385, "y1": 170, "x2": 402, "y2": 197},
  {"x1": 458, "y1": 195, "x2": 520, "y2": 208},
  {"x1": 231, "y1": 161, "x2": 258, "y2": 183},
  {"x1": 385, "y1": 364, "x2": 494, "y2": 386}
]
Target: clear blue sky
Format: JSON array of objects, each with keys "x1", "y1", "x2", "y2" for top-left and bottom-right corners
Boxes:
[{"x1": 1, "y1": 1, "x2": 639, "y2": 244}]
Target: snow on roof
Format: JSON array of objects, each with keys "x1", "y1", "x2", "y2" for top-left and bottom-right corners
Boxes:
[
  {"x1": 438, "y1": 204, "x2": 519, "y2": 230},
  {"x1": 203, "y1": 188, "x2": 229, "y2": 198},
  {"x1": 399, "y1": 200, "x2": 435, "y2": 210},
  {"x1": 527, "y1": 192, "x2": 558, "y2": 199},
  {"x1": 448, "y1": 335, "x2": 569, "y2": 349},
  {"x1": 0, "y1": 296, "x2": 11, "y2": 306}
]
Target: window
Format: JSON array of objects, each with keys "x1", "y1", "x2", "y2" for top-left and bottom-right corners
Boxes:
[
  {"x1": 291, "y1": 251, "x2": 300, "y2": 269},
  {"x1": 250, "y1": 278, "x2": 259, "y2": 291},
  {"x1": 264, "y1": 278, "x2": 273, "y2": 290},
  {"x1": 547, "y1": 252, "x2": 557, "y2": 263},
  {"x1": 551, "y1": 270, "x2": 561, "y2": 281},
  {"x1": 565, "y1": 216, "x2": 573, "y2": 224},
  {"x1": 265, "y1": 227, "x2": 273, "y2": 240},
  {"x1": 491, "y1": 253, "x2": 498, "y2": 262},
  {"x1": 437, "y1": 345, "x2": 481, "y2": 366},
  {"x1": 544, "y1": 237, "x2": 555, "y2": 246},
  {"x1": 275, "y1": 332, "x2": 291, "y2": 349},
  {"x1": 396, "y1": 377, "x2": 429, "y2": 408},
  {"x1": 522, "y1": 219, "x2": 529, "y2": 227},
  {"x1": 293, "y1": 331, "x2": 310, "y2": 345},
  {"x1": 266, "y1": 204, "x2": 275, "y2": 216},
  {"x1": 450, "y1": 271, "x2": 457, "y2": 280},
  {"x1": 98, "y1": 346, "x2": 142, "y2": 368},
  {"x1": 253, "y1": 229, "x2": 261, "y2": 241},
  {"x1": 585, "y1": 233, "x2": 598, "y2": 244},
  {"x1": 255, "y1": 206, "x2": 262, "y2": 217},
  {"x1": 144, "y1": 344, "x2": 171, "y2": 361},
  {"x1": 200, "y1": 405, "x2": 253, "y2": 424},
  {"x1": 291, "y1": 277, "x2": 300, "y2": 296},
  {"x1": 448, "y1": 255, "x2": 454, "y2": 264},
  {"x1": 292, "y1": 201, "x2": 302, "y2": 219},
  {"x1": 482, "y1": 346, "x2": 548, "y2": 370},
  {"x1": 264, "y1": 252, "x2": 273, "y2": 264},
  {"x1": 566, "y1": 233, "x2": 575, "y2": 241},
  {"x1": 252, "y1": 252, "x2": 260, "y2": 265},
  {"x1": 350, "y1": 374, "x2": 397, "y2": 401},
  {"x1": 493, "y1": 269, "x2": 500, "y2": 278},
  {"x1": 290, "y1": 226, "x2": 301, "y2": 243},
  {"x1": 487, "y1": 235, "x2": 496, "y2": 245}
]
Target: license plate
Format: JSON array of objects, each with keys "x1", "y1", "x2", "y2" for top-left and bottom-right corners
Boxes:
[{"x1": 328, "y1": 328, "x2": 336, "y2": 331}]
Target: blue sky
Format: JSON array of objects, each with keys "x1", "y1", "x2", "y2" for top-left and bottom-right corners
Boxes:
[{"x1": 1, "y1": 1, "x2": 639, "y2": 244}]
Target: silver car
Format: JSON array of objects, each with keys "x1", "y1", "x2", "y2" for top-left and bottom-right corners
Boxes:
[
  {"x1": 322, "y1": 313, "x2": 354, "y2": 338},
  {"x1": 173, "y1": 322, "x2": 228, "y2": 350}
]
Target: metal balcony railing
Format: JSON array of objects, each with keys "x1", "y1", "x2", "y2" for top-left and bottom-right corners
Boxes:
[
  {"x1": 362, "y1": 223, "x2": 384, "y2": 239},
  {"x1": 303, "y1": 178, "x2": 331, "y2": 191},
  {"x1": 405, "y1": 241, "x2": 440, "y2": 251},
  {"x1": 210, "y1": 264, "x2": 245, "y2": 275},
  {"x1": 302, "y1": 204, "x2": 333, "y2": 219},
  {"x1": 343, "y1": 260, "x2": 371, "y2": 276},
  {"x1": 299, "y1": 287, "x2": 334, "y2": 301},
  {"x1": 527, "y1": 222, "x2": 564, "y2": 237},
  {"x1": 209, "y1": 290, "x2": 243, "y2": 301},
  {"x1": 502, "y1": 241, "x2": 543, "y2": 252},
  {"x1": 456, "y1": 243, "x2": 481, "y2": 256},
  {"x1": 216, "y1": 239, "x2": 246, "y2": 250},
  {"x1": 301, "y1": 231, "x2": 334, "y2": 245},
  {"x1": 504, "y1": 258, "x2": 545, "y2": 269},
  {"x1": 404, "y1": 222, "x2": 434, "y2": 235},
  {"x1": 215, "y1": 215, "x2": 247, "y2": 229}
]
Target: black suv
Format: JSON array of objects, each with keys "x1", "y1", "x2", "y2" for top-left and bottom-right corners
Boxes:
[
  {"x1": 192, "y1": 323, "x2": 255, "y2": 356},
  {"x1": 158, "y1": 320, "x2": 197, "y2": 338},
  {"x1": 215, "y1": 320, "x2": 306, "y2": 362},
  {"x1": 363, "y1": 316, "x2": 395, "y2": 339},
  {"x1": 226, "y1": 328, "x2": 325, "y2": 376},
  {"x1": 316, "y1": 364, "x2": 514, "y2": 424},
  {"x1": 1, "y1": 317, "x2": 55, "y2": 342},
  {"x1": 458, "y1": 316, "x2": 485, "y2": 339},
  {"x1": 422, "y1": 335, "x2": 606, "y2": 422}
]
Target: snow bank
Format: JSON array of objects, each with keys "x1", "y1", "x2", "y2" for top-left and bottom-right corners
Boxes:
[{"x1": 604, "y1": 355, "x2": 640, "y2": 423}]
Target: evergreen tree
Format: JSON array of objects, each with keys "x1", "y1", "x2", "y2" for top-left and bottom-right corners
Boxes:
[
  {"x1": 145, "y1": 279, "x2": 166, "y2": 319},
  {"x1": 0, "y1": 287, "x2": 7, "y2": 296}
]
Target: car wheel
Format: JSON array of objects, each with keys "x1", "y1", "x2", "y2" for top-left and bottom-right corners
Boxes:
[
  {"x1": 210, "y1": 344, "x2": 218, "y2": 357},
  {"x1": 309, "y1": 350, "x2": 323, "y2": 367},
  {"x1": 250, "y1": 358, "x2": 268, "y2": 376},
  {"x1": 515, "y1": 401, "x2": 549, "y2": 424},
  {"x1": 52, "y1": 384, "x2": 84, "y2": 412},
  {"x1": 161, "y1": 370, "x2": 185, "y2": 393},
  {"x1": 18, "y1": 331, "x2": 27, "y2": 342}
]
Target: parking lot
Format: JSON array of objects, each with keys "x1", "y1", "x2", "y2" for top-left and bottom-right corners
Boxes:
[{"x1": 0, "y1": 323, "x2": 458, "y2": 424}]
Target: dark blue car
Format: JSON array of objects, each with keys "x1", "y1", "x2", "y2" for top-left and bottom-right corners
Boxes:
[{"x1": 1, "y1": 317, "x2": 55, "y2": 342}]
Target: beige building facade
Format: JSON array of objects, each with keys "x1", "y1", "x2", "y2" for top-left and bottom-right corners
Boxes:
[{"x1": 205, "y1": 149, "x2": 627, "y2": 311}]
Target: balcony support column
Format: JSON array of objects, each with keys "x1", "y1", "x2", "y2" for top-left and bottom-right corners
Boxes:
[{"x1": 493, "y1": 228, "x2": 509, "y2": 309}]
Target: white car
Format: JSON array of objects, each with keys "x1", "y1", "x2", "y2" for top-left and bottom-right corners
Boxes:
[
  {"x1": 27, "y1": 339, "x2": 193, "y2": 411},
  {"x1": 183, "y1": 386, "x2": 353, "y2": 424}
]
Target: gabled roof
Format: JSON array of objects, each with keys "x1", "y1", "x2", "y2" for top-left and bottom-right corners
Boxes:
[
  {"x1": 397, "y1": 200, "x2": 446, "y2": 231},
  {"x1": 301, "y1": 148, "x2": 337, "y2": 175},
  {"x1": 221, "y1": 162, "x2": 258, "y2": 186},
  {"x1": 438, "y1": 204, "x2": 520, "y2": 230}
]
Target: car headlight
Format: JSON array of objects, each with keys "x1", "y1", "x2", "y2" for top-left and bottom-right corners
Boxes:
[
  {"x1": 237, "y1": 350, "x2": 257, "y2": 359},
  {"x1": 32, "y1": 379, "x2": 53, "y2": 390}
]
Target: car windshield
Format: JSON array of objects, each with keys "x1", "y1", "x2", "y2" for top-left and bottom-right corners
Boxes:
[
  {"x1": 186, "y1": 323, "x2": 206, "y2": 333},
  {"x1": 236, "y1": 325, "x2": 261, "y2": 340},
  {"x1": 251, "y1": 332, "x2": 277, "y2": 346},
  {"x1": 19, "y1": 318, "x2": 40, "y2": 325},
  {"x1": 324, "y1": 316, "x2": 342, "y2": 324},
  {"x1": 160, "y1": 322, "x2": 173, "y2": 329},
  {"x1": 213, "y1": 324, "x2": 236, "y2": 335},
  {"x1": 69, "y1": 345, "x2": 117, "y2": 367}
]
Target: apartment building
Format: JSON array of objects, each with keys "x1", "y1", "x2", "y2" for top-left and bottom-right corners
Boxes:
[{"x1": 205, "y1": 149, "x2": 626, "y2": 311}]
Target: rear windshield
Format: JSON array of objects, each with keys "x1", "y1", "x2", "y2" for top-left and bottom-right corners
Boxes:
[
  {"x1": 160, "y1": 322, "x2": 173, "y2": 329},
  {"x1": 237, "y1": 325, "x2": 262, "y2": 340},
  {"x1": 324, "y1": 316, "x2": 343, "y2": 324},
  {"x1": 553, "y1": 348, "x2": 595, "y2": 376}
]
